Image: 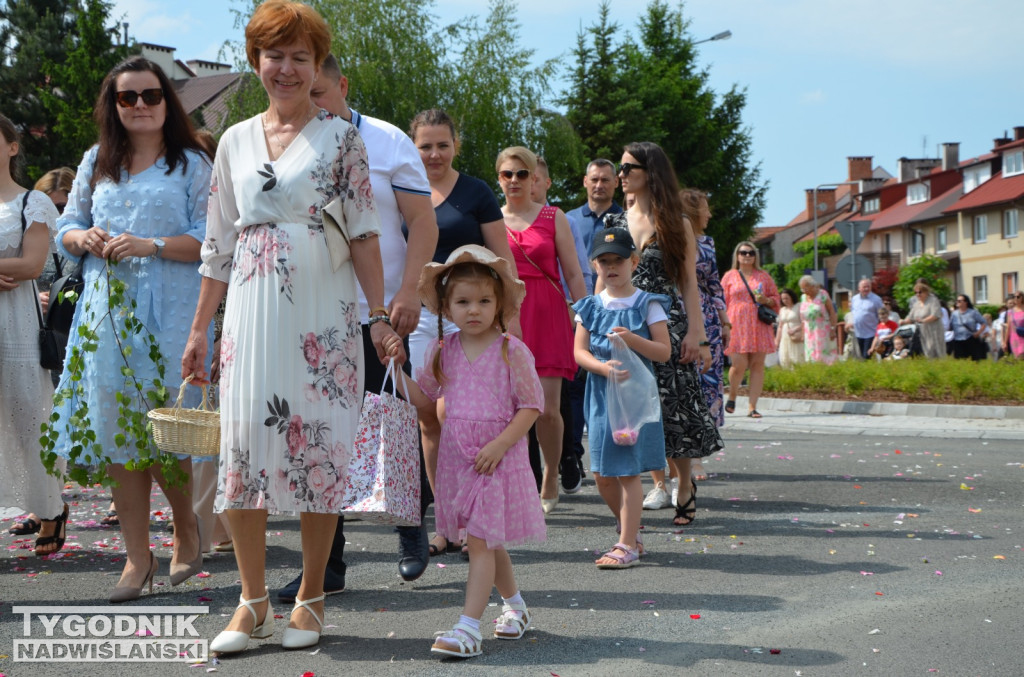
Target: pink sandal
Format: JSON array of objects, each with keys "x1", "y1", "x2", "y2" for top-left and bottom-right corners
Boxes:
[{"x1": 595, "y1": 543, "x2": 640, "y2": 569}]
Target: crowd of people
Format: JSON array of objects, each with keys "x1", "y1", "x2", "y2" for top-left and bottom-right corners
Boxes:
[
  {"x1": 0, "y1": 0, "x2": 734, "y2": 662},
  {"x1": 761, "y1": 272, "x2": 1022, "y2": 365}
]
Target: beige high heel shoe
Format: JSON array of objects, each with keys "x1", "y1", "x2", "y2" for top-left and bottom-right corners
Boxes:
[
  {"x1": 109, "y1": 553, "x2": 159, "y2": 603},
  {"x1": 210, "y1": 589, "x2": 274, "y2": 654},
  {"x1": 170, "y1": 514, "x2": 203, "y2": 586}
]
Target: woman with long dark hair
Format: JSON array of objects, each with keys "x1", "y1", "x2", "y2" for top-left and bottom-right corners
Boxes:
[
  {"x1": 51, "y1": 55, "x2": 212, "y2": 601},
  {"x1": 601, "y1": 142, "x2": 722, "y2": 533}
]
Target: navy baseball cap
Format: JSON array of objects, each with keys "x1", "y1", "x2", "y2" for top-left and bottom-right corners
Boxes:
[{"x1": 590, "y1": 226, "x2": 636, "y2": 259}]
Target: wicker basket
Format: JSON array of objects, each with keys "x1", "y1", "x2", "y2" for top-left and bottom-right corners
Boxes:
[{"x1": 148, "y1": 377, "x2": 220, "y2": 456}]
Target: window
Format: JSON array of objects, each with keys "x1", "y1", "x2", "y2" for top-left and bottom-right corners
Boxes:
[
  {"x1": 1004, "y1": 272, "x2": 1019, "y2": 298},
  {"x1": 1005, "y1": 150, "x2": 1024, "y2": 177},
  {"x1": 973, "y1": 214, "x2": 988, "y2": 243},
  {"x1": 862, "y1": 197, "x2": 880, "y2": 214},
  {"x1": 910, "y1": 231, "x2": 924, "y2": 255},
  {"x1": 907, "y1": 182, "x2": 929, "y2": 204},
  {"x1": 973, "y1": 276, "x2": 988, "y2": 304},
  {"x1": 963, "y1": 165, "x2": 992, "y2": 192},
  {"x1": 1004, "y1": 208, "x2": 1019, "y2": 238},
  {"x1": 936, "y1": 225, "x2": 947, "y2": 252}
]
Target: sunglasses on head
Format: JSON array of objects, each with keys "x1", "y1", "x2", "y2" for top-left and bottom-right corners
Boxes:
[
  {"x1": 116, "y1": 88, "x2": 164, "y2": 108},
  {"x1": 618, "y1": 162, "x2": 646, "y2": 176},
  {"x1": 498, "y1": 169, "x2": 530, "y2": 181},
  {"x1": 737, "y1": 249, "x2": 756, "y2": 256}
]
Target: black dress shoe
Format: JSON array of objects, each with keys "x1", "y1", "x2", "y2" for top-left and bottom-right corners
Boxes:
[
  {"x1": 276, "y1": 568, "x2": 346, "y2": 604},
  {"x1": 396, "y1": 524, "x2": 429, "y2": 582}
]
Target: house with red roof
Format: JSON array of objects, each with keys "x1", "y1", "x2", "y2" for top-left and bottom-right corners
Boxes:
[{"x1": 940, "y1": 130, "x2": 1024, "y2": 303}]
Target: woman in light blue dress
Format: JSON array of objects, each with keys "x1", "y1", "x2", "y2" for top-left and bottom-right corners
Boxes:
[{"x1": 52, "y1": 56, "x2": 212, "y2": 602}]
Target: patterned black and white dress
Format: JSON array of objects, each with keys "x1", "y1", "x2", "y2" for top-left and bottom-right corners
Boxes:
[{"x1": 604, "y1": 214, "x2": 722, "y2": 459}]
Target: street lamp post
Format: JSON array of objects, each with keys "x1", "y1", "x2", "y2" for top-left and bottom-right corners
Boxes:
[
  {"x1": 812, "y1": 180, "x2": 861, "y2": 271},
  {"x1": 693, "y1": 30, "x2": 732, "y2": 45}
]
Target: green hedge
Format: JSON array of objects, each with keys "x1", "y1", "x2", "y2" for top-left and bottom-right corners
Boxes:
[{"x1": 762, "y1": 357, "x2": 1024, "y2": 403}]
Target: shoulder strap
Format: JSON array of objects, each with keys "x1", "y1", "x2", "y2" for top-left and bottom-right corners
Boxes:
[
  {"x1": 506, "y1": 225, "x2": 567, "y2": 300},
  {"x1": 20, "y1": 191, "x2": 54, "y2": 330},
  {"x1": 737, "y1": 270, "x2": 758, "y2": 303}
]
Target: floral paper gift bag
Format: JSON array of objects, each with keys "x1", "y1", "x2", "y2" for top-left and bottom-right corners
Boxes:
[{"x1": 342, "y1": 362, "x2": 421, "y2": 526}]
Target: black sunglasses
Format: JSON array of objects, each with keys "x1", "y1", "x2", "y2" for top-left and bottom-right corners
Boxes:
[
  {"x1": 737, "y1": 249, "x2": 756, "y2": 256},
  {"x1": 618, "y1": 162, "x2": 646, "y2": 176},
  {"x1": 498, "y1": 169, "x2": 531, "y2": 181},
  {"x1": 116, "y1": 88, "x2": 164, "y2": 108},
  {"x1": 53, "y1": 202, "x2": 67, "y2": 214}
]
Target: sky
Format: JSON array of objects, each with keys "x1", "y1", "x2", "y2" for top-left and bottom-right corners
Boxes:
[{"x1": 111, "y1": 0, "x2": 1024, "y2": 228}]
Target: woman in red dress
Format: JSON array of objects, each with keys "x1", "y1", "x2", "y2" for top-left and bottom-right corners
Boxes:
[{"x1": 498, "y1": 146, "x2": 586, "y2": 513}]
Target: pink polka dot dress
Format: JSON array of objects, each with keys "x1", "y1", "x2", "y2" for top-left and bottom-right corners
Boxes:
[{"x1": 416, "y1": 333, "x2": 547, "y2": 549}]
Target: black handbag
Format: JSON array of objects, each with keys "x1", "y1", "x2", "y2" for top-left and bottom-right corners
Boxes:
[
  {"x1": 18, "y1": 193, "x2": 65, "y2": 370},
  {"x1": 738, "y1": 270, "x2": 777, "y2": 325},
  {"x1": 45, "y1": 256, "x2": 83, "y2": 341}
]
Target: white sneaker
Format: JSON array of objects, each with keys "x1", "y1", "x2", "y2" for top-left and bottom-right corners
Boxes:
[
  {"x1": 642, "y1": 483, "x2": 671, "y2": 510},
  {"x1": 670, "y1": 477, "x2": 680, "y2": 506}
]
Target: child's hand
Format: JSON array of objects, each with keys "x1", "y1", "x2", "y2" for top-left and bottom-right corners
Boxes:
[
  {"x1": 608, "y1": 326, "x2": 635, "y2": 342},
  {"x1": 474, "y1": 440, "x2": 507, "y2": 476},
  {"x1": 384, "y1": 335, "x2": 406, "y2": 364},
  {"x1": 605, "y1": 359, "x2": 630, "y2": 381}
]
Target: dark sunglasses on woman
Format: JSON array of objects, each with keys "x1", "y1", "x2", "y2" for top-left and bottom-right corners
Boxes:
[
  {"x1": 498, "y1": 169, "x2": 531, "y2": 181},
  {"x1": 115, "y1": 88, "x2": 164, "y2": 108},
  {"x1": 737, "y1": 249, "x2": 756, "y2": 256},
  {"x1": 617, "y1": 162, "x2": 645, "y2": 176}
]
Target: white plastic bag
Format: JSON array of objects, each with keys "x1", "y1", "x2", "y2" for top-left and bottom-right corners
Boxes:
[{"x1": 605, "y1": 333, "x2": 662, "y2": 445}]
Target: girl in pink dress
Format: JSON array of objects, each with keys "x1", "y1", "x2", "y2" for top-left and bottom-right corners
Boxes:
[{"x1": 391, "y1": 245, "x2": 546, "y2": 659}]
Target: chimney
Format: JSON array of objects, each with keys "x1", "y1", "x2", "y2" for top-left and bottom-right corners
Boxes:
[
  {"x1": 941, "y1": 143, "x2": 960, "y2": 171},
  {"x1": 1014, "y1": 126, "x2": 1024, "y2": 142},
  {"x1": 994, "y1": 136, "x2": 1013, "y2": 148},
  {"x1": 847, "y1": 156, "x2": 873, "y2": 182},
  {"x1": 805, "y1": 188, "x2": 836, "y2": 220}
]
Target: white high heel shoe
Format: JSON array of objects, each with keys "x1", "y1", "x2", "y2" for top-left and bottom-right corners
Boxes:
[
  {"x1": 210, "y1": 588, "x2": 274, "y2": 654},
  {"x1": 281, "y1": 594, "x2": 325, "y2": 650}
]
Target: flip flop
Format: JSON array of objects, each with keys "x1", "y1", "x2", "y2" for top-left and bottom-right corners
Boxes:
[
  {"x1": 748, "y1": 410, "x2": 763, "y2": 419},
  {"x1": 8, "y1": 517, "x2": 41, "y2": 535},
  {"x1": 725, "y1": 400, "x2": 736, "y2": 414},
  {"x1": 100, "y1": 510, "x2": 119, "y2": 526}
]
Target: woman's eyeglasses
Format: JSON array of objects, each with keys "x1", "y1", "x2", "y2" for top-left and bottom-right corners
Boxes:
[
  {"x1": 116, "y1": 88, "x2": 164, "y2": 108},
  {"x1": 737, "y1": 249, "x2": 756, "y2": 256},
  {"x1": 618, "y1": 162, "x2": 646, "y2": 177},
  {"x1": 498, "y1": 169, "x2": 531, "y2": 181}
]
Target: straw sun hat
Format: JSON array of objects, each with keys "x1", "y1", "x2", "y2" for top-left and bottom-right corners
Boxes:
[{"x1": 417, "y1": 245, "x2": 526, "y2": 319}]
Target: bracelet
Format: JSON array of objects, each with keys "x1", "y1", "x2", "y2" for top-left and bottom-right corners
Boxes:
[
  {"x1": 367, "y1": 314, "x2": 391, "y2": 327},
  {"x1": 698, "y1": 341, "x2": 711, "y2": 347},
  {"x1": 369, "y1": 306, "x2": 387, "y2": 318},
  {"x1": 721, "y1": 322, "x2": 732, "y2": 329}
]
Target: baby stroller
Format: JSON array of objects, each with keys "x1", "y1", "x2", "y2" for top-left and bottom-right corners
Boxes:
[{"x1": 879, "y1": 324, "x2": 923, "y2": 358}]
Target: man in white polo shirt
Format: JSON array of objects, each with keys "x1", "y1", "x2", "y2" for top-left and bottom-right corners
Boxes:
[{"x1": 277, "y1": 54, "x2": 438, "y2": 603}]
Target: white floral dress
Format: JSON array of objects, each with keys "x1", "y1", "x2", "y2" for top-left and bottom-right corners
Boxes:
[{"x1": 200, "y1": 111, "x2": 381, "y2": 515}]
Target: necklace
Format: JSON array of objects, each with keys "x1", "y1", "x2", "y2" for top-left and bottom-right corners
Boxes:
[{"x1": 262, "y1": 104, "x2": 317, "y2": 154}]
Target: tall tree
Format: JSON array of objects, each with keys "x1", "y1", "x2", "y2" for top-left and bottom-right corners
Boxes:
[
  {"x1": 563, "y1": 0, "x2": 767, "y2": 272},
  {"x1": 0, "y1": 0, "x2": 78, "y2": 179},
  {"x1": 39, "y1": 0, "x2": 133, "y2": 168}
]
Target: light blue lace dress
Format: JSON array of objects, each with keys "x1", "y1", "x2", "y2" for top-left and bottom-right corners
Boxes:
[{"x1": 51, "y1": 147, "x2": 212, "y2": 465}]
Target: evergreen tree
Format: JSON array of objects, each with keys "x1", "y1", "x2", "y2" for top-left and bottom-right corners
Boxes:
[
  {"x1": 563, "y1": 0, "x2": 767, "y2": 272},
  {"x1": 39, "y1": 0, "x2": 133, "y2": 169},
  {"x1": 0, "y1": 0, "x2": 78, "y2": 179}
]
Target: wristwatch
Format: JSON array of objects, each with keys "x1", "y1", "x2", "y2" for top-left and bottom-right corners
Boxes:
[{"x1": 152, "y1": 238, "x2": 166, "y2": 258}]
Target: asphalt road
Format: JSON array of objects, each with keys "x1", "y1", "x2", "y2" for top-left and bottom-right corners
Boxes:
[{"x1": 2, "y1": 422, "x2": 1022, "y2": 677}]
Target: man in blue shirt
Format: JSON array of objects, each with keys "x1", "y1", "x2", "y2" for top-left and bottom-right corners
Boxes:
[
  {"x1": 850, "y1": 278, "x2": 884, "y2": 358},
  {"x1": 566, "y1": 159, "x2": 623, "y2": 294}
]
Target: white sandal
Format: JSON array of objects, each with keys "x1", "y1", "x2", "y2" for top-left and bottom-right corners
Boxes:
[
  {"x1": 281, "y1": 594, "x2": 324, "y2": 650},
  {"x1": 210, "y1": 588, "x2": 274, "y2": 654},
  {"x1": 494, "y1": 602, "x2": 531, "y2": 640},
  {"x1": 431, "y1": 620, "x2": 483, "y2": 658}
]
